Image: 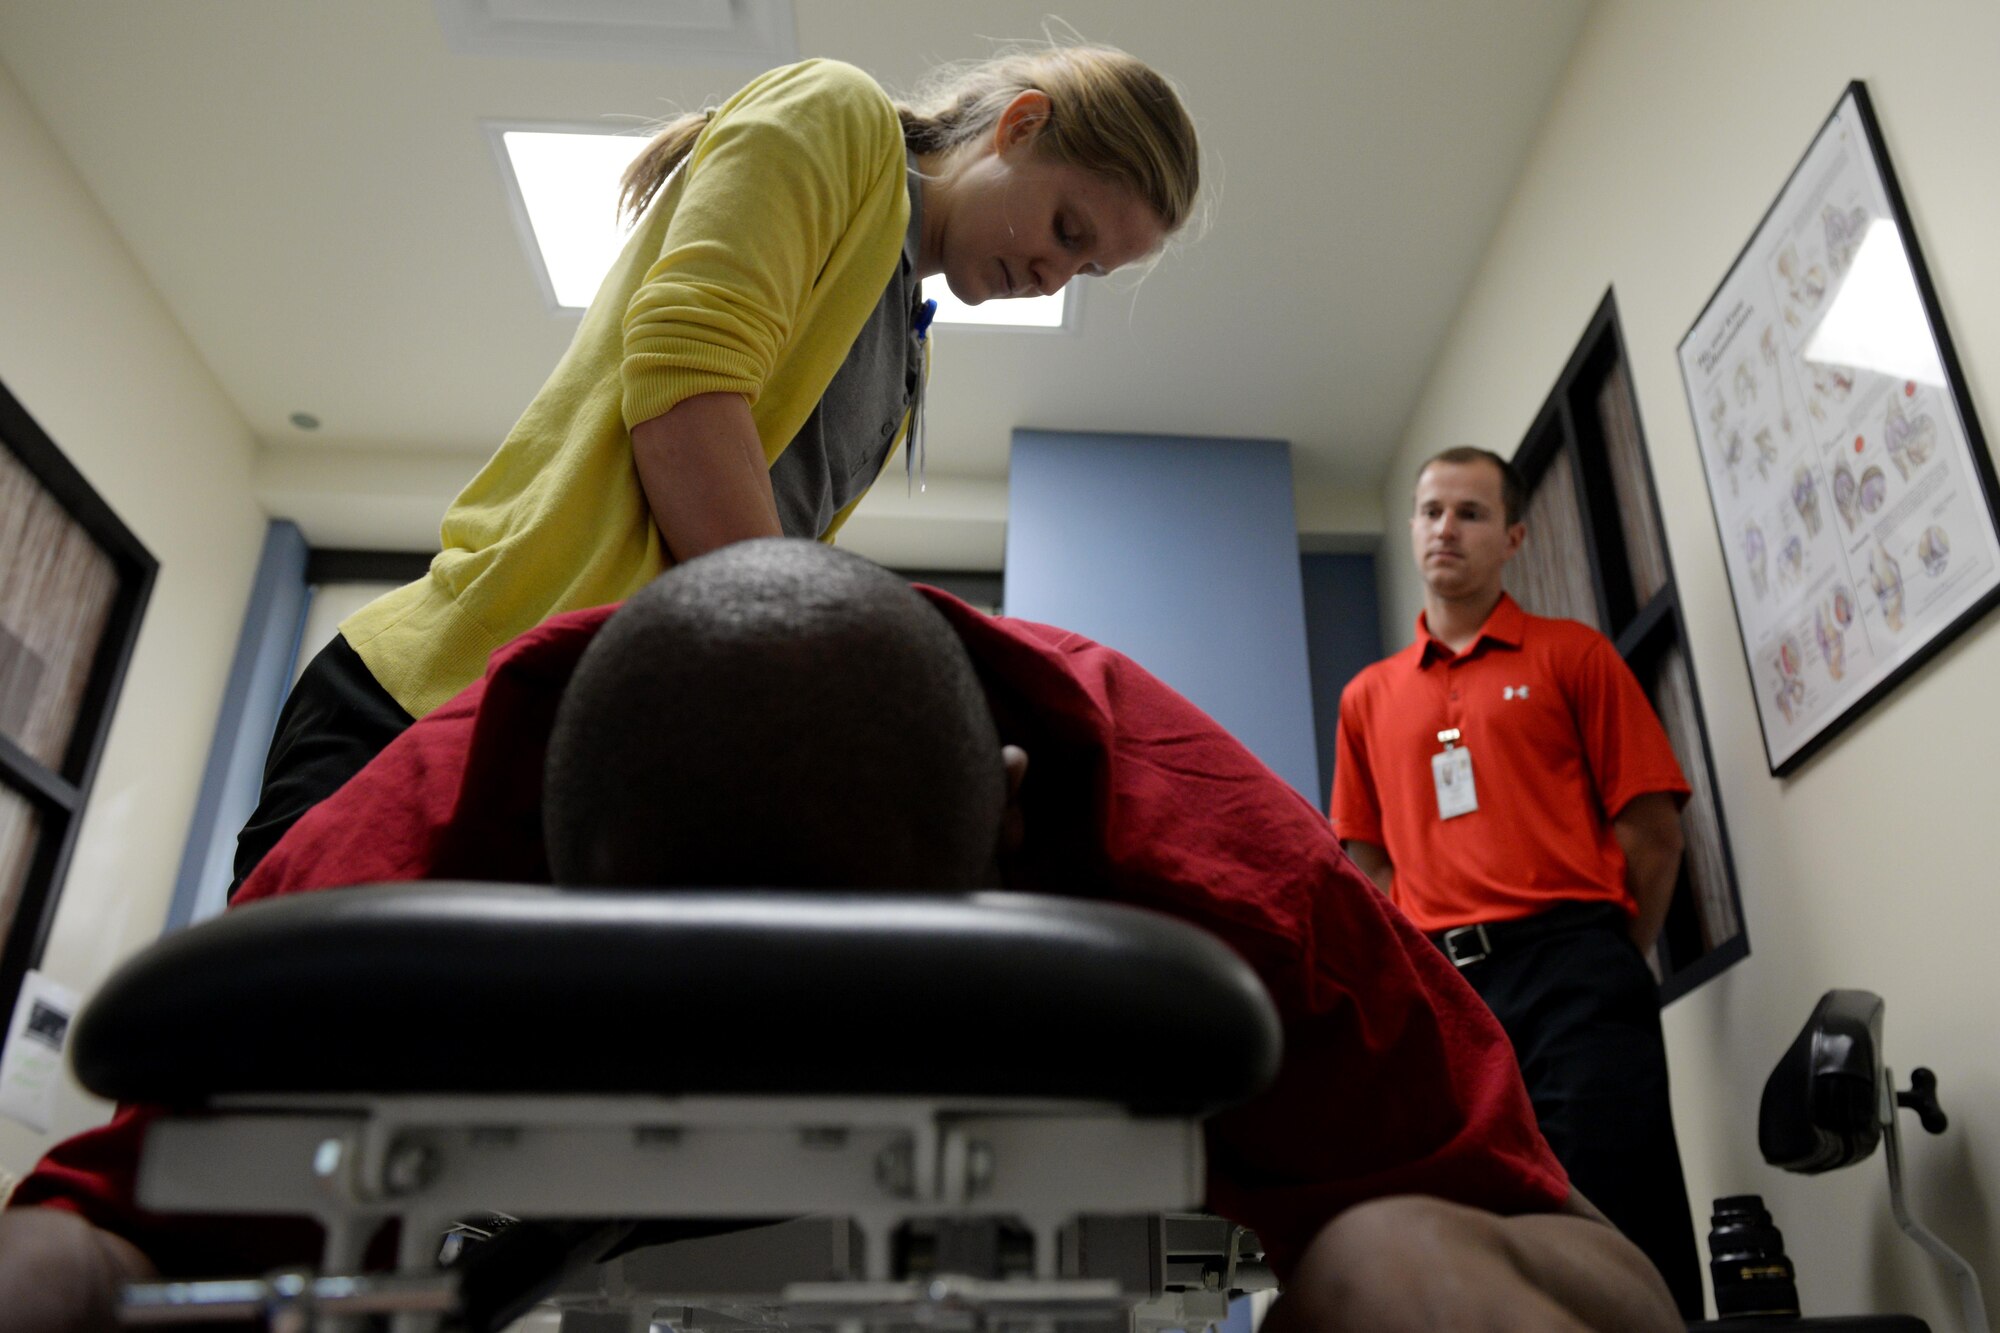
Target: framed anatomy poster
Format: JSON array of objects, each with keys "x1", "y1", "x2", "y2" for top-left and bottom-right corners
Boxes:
[{"x1": 1677, "y1": 82, "x2": 2000, "y2": 776}]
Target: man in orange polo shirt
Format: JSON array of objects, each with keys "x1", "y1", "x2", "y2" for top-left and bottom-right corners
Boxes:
[{"x1": 1330, "y1": 446, "x2": 1704, "y2": 1319}]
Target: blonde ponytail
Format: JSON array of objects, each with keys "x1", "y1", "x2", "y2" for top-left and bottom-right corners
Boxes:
[{"x1": 618, "y1": 109, "x2": 714, "y2": 226}]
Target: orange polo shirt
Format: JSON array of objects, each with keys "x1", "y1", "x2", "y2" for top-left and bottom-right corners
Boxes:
[{"x1": 1329, "y1": 594, "x2": 1688, "y2": 933}]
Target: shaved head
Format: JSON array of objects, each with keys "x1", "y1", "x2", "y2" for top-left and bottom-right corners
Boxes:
[{"x1": 544, "y1": 540, "x2": 1007, "y2": 890}]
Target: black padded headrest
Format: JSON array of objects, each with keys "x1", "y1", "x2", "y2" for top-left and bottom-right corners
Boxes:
[
  {"x1": 72, "y1": 884, "x2": 1282, "y2": 1116},
  {"x1": 1758, "y1": 988, "x2": 1884, "y2": 1174}
]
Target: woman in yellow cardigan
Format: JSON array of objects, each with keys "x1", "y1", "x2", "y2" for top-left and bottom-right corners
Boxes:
[{"x1": 230, "y1": 46, "x2": 1201, "y2": 888}]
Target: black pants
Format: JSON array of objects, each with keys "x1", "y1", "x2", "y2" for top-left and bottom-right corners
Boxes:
[
  {"x1": 1437, "y1": 902, "x2": 1705, "y2": 1320},
  {"x1": 228, "y1": 633, "x2": 414, "y2": 898}
]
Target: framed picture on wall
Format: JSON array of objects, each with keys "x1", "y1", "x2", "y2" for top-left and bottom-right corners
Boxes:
[
  {"x1": 1512, "y1": 292, "x2": 1748, "y2": 1002},
  {"x1": 1676, "y1": 82, "x2": 2000, "y2": 776},
  {"x1": 0, "y1": 377, "x2": 156, "y2": 1036}
]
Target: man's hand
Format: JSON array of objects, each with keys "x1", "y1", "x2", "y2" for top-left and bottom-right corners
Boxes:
[
  {"x1": 1612, "y1": 792, "x2": 1684, "y2": 955},
  {"x1": 0, "y1": 1206, "x2": 155, "y2": 1333},
  {"x1": 1260, "y1": 1194, "x2": 1681, "y2": 1333},
  {"x1": 1340, "y1": 840, "x2": 1394, "y2": 895}
]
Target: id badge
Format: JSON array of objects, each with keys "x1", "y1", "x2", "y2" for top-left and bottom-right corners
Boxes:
[{"x1": 1432, "y1": 743, "x2": 1478, "y2": 820}]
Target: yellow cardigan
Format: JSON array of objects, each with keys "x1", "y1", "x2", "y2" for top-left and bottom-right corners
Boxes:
[{"x1": 343, "y1": 59, "x2": 912, "y2": 718}]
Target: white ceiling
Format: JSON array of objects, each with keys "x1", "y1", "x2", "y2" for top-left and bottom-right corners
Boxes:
[{"x1": 0, "y1": 0, "x2": 1590, "y2": 555}]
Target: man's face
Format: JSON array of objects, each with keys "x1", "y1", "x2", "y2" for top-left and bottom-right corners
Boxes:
[{"x1": 1409, "y1": 460, "x2": 1524, "y2": 600}]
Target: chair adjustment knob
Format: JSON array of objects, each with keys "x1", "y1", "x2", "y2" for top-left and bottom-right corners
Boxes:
[{"x1": 1896, "y1": 1067, "x2": 1949, "y2": 1135}]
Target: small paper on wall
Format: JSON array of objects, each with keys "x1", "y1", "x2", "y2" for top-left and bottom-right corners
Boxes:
[{"x1": 0, "y1": 969, "x2": 80, "y2": 1132}]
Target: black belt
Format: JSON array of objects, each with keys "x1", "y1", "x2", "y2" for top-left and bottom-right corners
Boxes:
[{"x1": 1427, "y1": 901, "x2": 1626, "y2": 969}]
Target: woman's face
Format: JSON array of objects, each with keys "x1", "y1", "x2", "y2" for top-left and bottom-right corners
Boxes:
[{"x1": 922, "y1": 91, "x2": 1168, "y2": 306}]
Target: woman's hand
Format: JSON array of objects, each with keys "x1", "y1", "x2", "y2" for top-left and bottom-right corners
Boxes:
[{"x1": 1260, "y1": 1193, "x2": 1681, "y2": 1333}]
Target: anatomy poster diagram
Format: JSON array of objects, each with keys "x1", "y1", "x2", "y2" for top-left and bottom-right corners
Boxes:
[{"x1": 1678, "y1": 84, "x2": 2000, "y2": 775}]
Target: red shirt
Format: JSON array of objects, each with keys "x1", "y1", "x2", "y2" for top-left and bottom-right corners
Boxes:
[
  {"x1": 16, "y1": 592, "x2": 1566, "y2": 1280},
  {"x1": 1330, "y1": 594, "x2": 1689, "y2": 934}
]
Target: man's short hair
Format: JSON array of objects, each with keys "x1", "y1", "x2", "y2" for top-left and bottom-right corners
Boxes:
[
  {"x1": 544, "y1": 540, "x2": 1006, "y2": 891},
  {"x1": 1418, "y1": 446, "x2": 1527, "y2": 525}
]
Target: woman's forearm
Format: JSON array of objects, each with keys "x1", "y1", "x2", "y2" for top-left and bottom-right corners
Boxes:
[{"x1": 630, "y1": 392, "x2": 784, "y2": 563}]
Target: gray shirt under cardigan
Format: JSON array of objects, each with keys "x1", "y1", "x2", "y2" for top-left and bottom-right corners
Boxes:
[{"x1": 767, "y1": 161, "x2": 927, "y2": 539}]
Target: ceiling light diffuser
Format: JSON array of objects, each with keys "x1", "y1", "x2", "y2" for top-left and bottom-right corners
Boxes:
[
  {"x1": 928, "y1": 283, "x2": 1069, "y2": 329},
  {"x1": 497, "y1": 128, "x2": 648, "y2": 310}
]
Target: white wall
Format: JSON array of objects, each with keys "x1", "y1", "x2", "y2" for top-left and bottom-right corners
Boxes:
[
  {"x1": 0, "y1": 62, "x2": 266, "y2": 1179},
  {"x1": 1384, "y1": 1, "x2": 2000, "y2": 1321},
  {"x1": 253, "y1": 443, "x2": 1388, "y2": 573}
]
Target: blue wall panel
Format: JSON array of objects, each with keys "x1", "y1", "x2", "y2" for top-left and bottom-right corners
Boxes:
[
  {"x1": 1300, "y1": 552, "x2": 1383, "y2": 806},
  {"x1": 1005, "y1": 429, "x2": 1319, "y2": 801},
  {"x1": 165, "y1": 519, "x2": 310, "y2": 931}
]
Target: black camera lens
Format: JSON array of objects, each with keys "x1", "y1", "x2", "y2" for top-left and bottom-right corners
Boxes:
[{"x1": 1708, "y1": 1194, "x2": 1801, "y2": 1318}]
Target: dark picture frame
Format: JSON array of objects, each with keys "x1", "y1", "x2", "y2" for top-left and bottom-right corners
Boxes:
[
  {"x1": 0, "y1": 377, "x2": 157, "y2": 1038},
  {"x1": 1511, "y1": 292, "x2": 1748, "y2": 1004},
  {"x1": 1676, "y1": 83, "x2": 2000, "y2": 776}
]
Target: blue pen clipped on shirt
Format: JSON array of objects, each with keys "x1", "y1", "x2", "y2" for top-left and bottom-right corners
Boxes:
[{"x1": 906, "y1": 296, "x2": 938, "y2": 493}]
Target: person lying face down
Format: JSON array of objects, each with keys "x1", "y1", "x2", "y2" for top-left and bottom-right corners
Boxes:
[{"x1": 2, "y1": 540, "x2": 1680, "y2": 1333}]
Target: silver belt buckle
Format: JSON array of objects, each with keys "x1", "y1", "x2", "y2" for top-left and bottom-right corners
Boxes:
[{"x1": 1442, "y1": 923, "x2": 1492, "y2": 968}]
